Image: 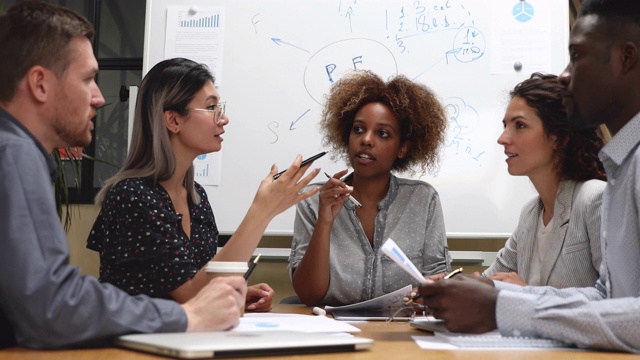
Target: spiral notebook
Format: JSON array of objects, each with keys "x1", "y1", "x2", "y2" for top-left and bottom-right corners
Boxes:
[{"x1": 411, "y1": 319, "x2": 573, "y2": 350}]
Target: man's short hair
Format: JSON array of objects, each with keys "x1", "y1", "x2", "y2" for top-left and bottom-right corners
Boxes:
[
  {"x1": 0, "y1": 1, "x2": 95, "y2": 102},
  {"x1": 580, "y1": 0, "x2": 640, "y2": 27}
]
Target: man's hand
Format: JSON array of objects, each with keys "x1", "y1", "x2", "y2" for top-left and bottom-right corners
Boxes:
[
  {"x1": 182, "y1": 276, "x2": 247, "y2": 331},
  {"x1": 419, "y1": 275, "x2": 499, "y2": 333}
]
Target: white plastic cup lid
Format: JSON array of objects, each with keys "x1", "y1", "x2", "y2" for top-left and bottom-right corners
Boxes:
[{"x1": 205, "y1": 261, "x2": 248, "y2": 273}]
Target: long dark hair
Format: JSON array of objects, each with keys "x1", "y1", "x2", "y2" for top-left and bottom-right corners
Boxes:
[{"x1": 96, "y1": 58, "x2": 215, "y2": 204}]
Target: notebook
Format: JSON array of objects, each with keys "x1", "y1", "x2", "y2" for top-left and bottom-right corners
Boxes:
[
  {"x1": 410, "y1": 318, "x2": 573, "y2": 349},
  {"x1": 116, "y1": 331, "x2": 373, "y2": 359}
]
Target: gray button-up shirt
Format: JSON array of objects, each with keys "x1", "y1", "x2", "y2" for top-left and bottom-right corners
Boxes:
[
  {"x1": 0, "y1": 109, "x2": 186, "y2": 348},
  {"x1": 290, "y1": 174, "x2": 450, "y2": 306}
]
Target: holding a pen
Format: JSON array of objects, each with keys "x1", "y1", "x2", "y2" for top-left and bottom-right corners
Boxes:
[
  {"x1": 324, "y1": 172, "x2": 363, "y2": 208},
  {"x1": 289, "y1": 71, "x2": 450, "y2": 307}
]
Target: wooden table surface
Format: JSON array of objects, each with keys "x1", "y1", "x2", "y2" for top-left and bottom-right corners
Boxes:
[{"x1": 1, "y1": 304, "x2": 638, "y2": 359}]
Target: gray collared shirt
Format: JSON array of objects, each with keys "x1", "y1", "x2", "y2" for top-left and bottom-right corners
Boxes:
[
  {"x1": 495, "y1": 112, "x2": 640, "y2": 353},
  {"x1": 290, "y1": 174, "x2": 450, "y2": 306},
  {"x1": 0, "y1": 108, "x2": 186, "y2": 348}
]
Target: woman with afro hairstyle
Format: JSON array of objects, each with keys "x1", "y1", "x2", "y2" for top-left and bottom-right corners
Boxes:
[
  {"x1": 289, "y1": 70, "x2": 451, "y2": 306},
  {"x1": 481, "y1": 72, "x2": 607, "y2": 288}
]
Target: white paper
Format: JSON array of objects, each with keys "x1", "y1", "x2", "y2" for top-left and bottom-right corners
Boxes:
[
  {"x1": 490, "y1": 0, "x2": 553, "y2": 74},
  {"x1": 381, "y1": 238, "x2": 427, "y2": 284},
  {"x1": 233, "y1": 313, "x2": 361, "y2": 333},
  {"x1": 165, "y1": 6, "x2": 225, "y2": 85},
  {"x1": 193, "y1": 152, "x2": 222, "y2": 186},
  {"x1": 324, "y1": 284, "x2": 413, "y2": 318}
]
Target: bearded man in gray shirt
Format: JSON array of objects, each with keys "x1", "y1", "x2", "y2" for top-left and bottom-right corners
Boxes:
[{"x1": 0, "y1": 2, "x2": 246, "y2": 348}]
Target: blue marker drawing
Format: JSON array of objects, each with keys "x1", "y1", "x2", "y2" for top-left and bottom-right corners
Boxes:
[
  {"x1": 338, "y1": 0, "x2": 357, "y2": 32},
  {"x1": 512, "y1": 1, "x2": 534, "y2": 23},
  {"x1": 289, "y1": 109, "x2": 311, "y2": 130},
  {"x1": 446, "y1": 26, "x2": 485, "y2": 64},
  {"x1": 383, "y1": 1, "x2": 476, "y2": 54},
  {"x1": 255, "y1": 322, "x2": 279, "y2": 328},
  {"x1": 443, "y1": 97, "x2": 486, "y2": 164},
  {"x1": 196, "y1": 154, "x2": 207, "y2": 160},
  {"x1": 271, "y1": 38, "x2": 309, "y2": 53},
  {"x1": 344, "y1": 6, "x2": 354, "y2": 32}
]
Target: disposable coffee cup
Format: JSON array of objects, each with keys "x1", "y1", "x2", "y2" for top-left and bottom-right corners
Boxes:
[
  {"x1": 205, "y1": 261, "x2": 248, "y2": 280},
  {"x1": 205, "y1": 261, "x2": 249, "y2": 315}
]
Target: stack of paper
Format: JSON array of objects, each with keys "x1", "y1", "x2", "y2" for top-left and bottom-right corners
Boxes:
[{"x1": 324, "y1": 285, "x2": 414, "y2": 321}]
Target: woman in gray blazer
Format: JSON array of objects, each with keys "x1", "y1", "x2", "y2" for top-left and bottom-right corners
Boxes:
[{"x1": 482, "y1": 73, "x2": 607, "y2": 288}]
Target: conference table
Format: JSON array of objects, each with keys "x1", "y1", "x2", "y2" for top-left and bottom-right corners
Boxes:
[{"x1": 2, "y1": 304, "x2": 638, "y2": 359}]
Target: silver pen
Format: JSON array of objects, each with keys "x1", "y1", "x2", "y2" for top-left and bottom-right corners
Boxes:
[{"x1": 324, "y1": 172, "x2": 363, "y2": 208}]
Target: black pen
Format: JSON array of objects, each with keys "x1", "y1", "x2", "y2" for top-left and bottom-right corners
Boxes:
[
  {"x1": 243, "y1": 254, "x2": 261, "y2": 280},
  {"x1": 272, "y1": 151, "x2": 327, "y2": 180},
  {"x1": 324, "y1": 172, "x2": 363, "y2": 208}
]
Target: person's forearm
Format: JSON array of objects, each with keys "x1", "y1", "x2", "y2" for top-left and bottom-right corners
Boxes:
[
  {"x1": 214, "y1": 204, "x2": 273, "y2": 261},
  {"x1": 291, "y1": 223, "x2": 332, "y2": 305}
]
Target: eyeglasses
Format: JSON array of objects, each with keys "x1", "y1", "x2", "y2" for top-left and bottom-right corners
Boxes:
[
  {"x1": 185, "y1": 101, "x2": 226, "y2": 124},
  {"x1": 385, "y1": 303, "x2": 428, "y2": 322},
  {"x1": 385, "y1": 294, "x2": 430, "y2": 322}
]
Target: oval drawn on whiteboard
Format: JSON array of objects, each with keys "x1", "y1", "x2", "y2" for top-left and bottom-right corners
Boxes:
[
  {"x1": 303, "y1": 38, "x2": 398, "y2": 104},
  {"x1": 451, "y1": 26, "x2": 485, "y2": 63}
]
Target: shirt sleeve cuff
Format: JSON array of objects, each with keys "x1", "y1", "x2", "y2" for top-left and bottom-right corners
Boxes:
[
  {"x1": 494, "y1": 280, "x2": 525, "y2": 292},
  {"x1": 496, "y1": 290, "x2": 539, "y2": 338},
  {"x1": 154, "y1": 298, "x2": 189, "y2": 332}
]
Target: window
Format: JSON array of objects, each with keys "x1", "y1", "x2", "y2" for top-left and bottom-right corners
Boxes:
[{"x1": 4, "y1": 0, "x2": 145, "y2": 203}]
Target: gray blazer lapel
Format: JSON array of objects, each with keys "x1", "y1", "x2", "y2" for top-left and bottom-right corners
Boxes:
[
  {"x1": 518, "y1": 200, "x2": 542, "y2": 281},
  {"x1": 539, "y1": 180, "x2": 575, "y2": 284}
]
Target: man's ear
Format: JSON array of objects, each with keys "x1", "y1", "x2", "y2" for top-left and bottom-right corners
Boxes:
[
  {"x1": 25, "y1": 66, "x2": 50, "y2": 103},
  {"x1": 398, "y1": 141, "x2": 410, "y2": 159},
  {"x1": 164, "y1": 110, "x2": 182, "y2": 134},
  {"x1": 620, "y1": 41, "x2": 638, "y2": 74}
]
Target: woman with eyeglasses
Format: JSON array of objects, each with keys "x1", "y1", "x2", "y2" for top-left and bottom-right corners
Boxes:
[{"x1": 87, "y1": 58, "x2": 320, "y2": 311}]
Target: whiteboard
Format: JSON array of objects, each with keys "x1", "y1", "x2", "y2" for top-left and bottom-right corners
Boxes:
[{"x1": 143, "y1": 0, "x2": 569, "y2": 237}]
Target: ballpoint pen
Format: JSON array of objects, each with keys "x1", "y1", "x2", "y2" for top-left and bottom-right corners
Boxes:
[
  {"x1": 243, "y1": 254, "x2": 261, "y2": 280},
  {"x1": 407, "y1": 268, "x2": 464, "y2": 303},
  {"x1": 273, "y1": 151, "x2": 327, "y2": 180},
  {"x1": 324, "y1": 172, "x2": 363, "y2": 208},
  {"x1": 444, "y1": 267, "x2": 463, "y2": 280}
]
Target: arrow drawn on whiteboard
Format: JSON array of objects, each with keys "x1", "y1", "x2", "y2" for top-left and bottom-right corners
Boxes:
[
  {"x1": 345, "y1": 7, "x2": 354, "y2": 32},
  {"x1": 290, "y1": 109, "x2": 311, "y2": 130},
  {"x1": 413, "y1": 56, "x2": 446, "y2": 81},
  {"x1": 271, "y1": 38, "x2": 309, "y2": 53}
]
